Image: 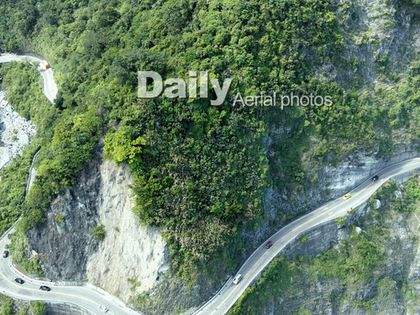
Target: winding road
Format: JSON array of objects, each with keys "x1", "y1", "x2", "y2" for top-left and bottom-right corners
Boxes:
[
  {"x1": 0, "y1": 53, "x2": 418, "y2": 315},
  {"x1": 195, "y1": 157, "x2": 420, "y2": 314},
  {"x1": 0, "y1": 53, "x2": 138, "y2": 314},
  {"x1": 0, "y1": 226, "x2": 139, "y2": 314},
  {"x1": 0, "y1": 53, "x2": 58, "y2": 103}
]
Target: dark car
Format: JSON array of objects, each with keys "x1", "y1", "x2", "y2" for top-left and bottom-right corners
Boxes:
[
  {"x1": 265, "y1": 240, "x2": 273, "y2": 249},
  {"x1": 371, "y1": 175, "x2": 379, "y2": 182},
  {"x1": 39, "y1": 285, "x2": 51, "y2": 292},
  {"x1": 3, "y1": 250, "x2": 9, "y2": 258},
  {"x1": 15, "y1": 278, "x2": 25, "y2": 284}
]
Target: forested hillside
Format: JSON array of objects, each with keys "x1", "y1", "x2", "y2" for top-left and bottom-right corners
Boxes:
[
  {"x1": 0, "y1": 0, "x2": 418, "y2": 311},
  {"x1": 230, "y1": 177, "x2": 420, "y2": 314}
]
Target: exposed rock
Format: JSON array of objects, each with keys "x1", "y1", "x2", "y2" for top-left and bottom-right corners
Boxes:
[
  {"x1": 11, "y1": 299, "x2": 83, "y2": 315},
  {"x1": 325, "y1": 0, "x2": 418, "y2": 85},
  {"x1": 0, "y1": 91, "x2": 35, "y2": 169},
  {"x1": 284, "y1": 222, "x2": 340, "y2": 259},
  {"x1": 45, "y1": 303, "x2": 85, "y2": 314},
  {"x1": 28, "y1": 158, "x2": 101, "y2": 281},
  {"x1": 27, "y1": 155, "x2": 168, "y2": 301},
  {"x1": 25, "y1": 150, "x2": 39, "y2": 195},
  {"x1": 86, "y1": 160, "x2": 168, "y2": 303},
  {"x1": 321, "y1": 150, "x2": 417, "y2": 199},
  {"x1": 254, "y1": 176, "x2": 418, "y2": 315},
  {"x1": 12, "y1": 0, "x2": 419, "y2": 313}
]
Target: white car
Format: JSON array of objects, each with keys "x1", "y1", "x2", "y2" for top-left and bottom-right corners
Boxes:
[
  {"x1": 233, "y1": 274, "x2": 243, "y2": 285},
  {"x1": 343, "y1": 193, "x2": 352, "y2": 200}
]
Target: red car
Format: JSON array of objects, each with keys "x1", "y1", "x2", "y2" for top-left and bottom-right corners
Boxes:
[{"x1": 265, "y1": 240, "x2": 273, "y2": 249}]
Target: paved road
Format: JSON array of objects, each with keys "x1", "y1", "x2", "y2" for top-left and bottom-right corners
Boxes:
[
  {"x1": 1, "y1": 53, "x2": 418, "y2": 315},
  {"x1": 0, "y1": 53, "x2": 58, "y2": 103},
  {"x1": 0, "y1": 226, "x2": 139, "y2": 314},
  {"x1": 0, "y1": 53, "x2": 140, "y2": 314},
  {"x1": 196, "y1": 157, "x2": 420, "y2": 315}
]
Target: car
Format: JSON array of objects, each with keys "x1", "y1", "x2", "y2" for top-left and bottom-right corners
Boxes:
[
  {"x1": 371, "y1": 175, "x2": 379, "y2": 181},
  {"x1": 265, "y1": 240, "x2": 273, "y2": 249},
  {"x1": 343, "y1": 193, "x2": 351, "y2": 200},
  {"x1": 233, "y1": 274, "x2": 243, "y2": 285},
  {"x1": 39, "y1": 61, "x2": 51, "y2": 71},
  {"x1": 15, "y1": 278, "x2": 25, "y2": 284},
  {"x1": 39, "y1": 285, "x2": 51, "y2": 291},
  {"x1": 3, "y1": 250, "x2": 9, "y2": 258},
  {"x1": 100, "y1": 305, "x2": 110, "y2": 313}
]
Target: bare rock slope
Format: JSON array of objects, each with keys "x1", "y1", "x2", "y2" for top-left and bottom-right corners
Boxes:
[
  {"x1": 0, "y1": 91, "x2": 35, "y2": 169},
  {"x1": 86, "y1": 160, "x2": 168, "y2": 302},
  {"x1": 28, "y1": 156, "x2": 168, "y2": 303}
]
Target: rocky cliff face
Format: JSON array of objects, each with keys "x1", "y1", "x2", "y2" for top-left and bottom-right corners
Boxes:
[
  {"x1": 320, "y1": 0, "x2": 418, "y2": 86},
  {"x1": 0, "y1": 91, "x2": 35, "y2": 169},
  {"x1": 15, "y1": 0, "x2": 419, "y2": 313},
  {"x1": 286, "y1": 177, "x2": 419, "y2": 315},
  {"x1": 133, "y1": 1, "x2": 419, "y2": 312},
  {"x1": 244, "y1": 156, "x2": 418, "y2": 314},
  {"x1": 259, "y1": 0, "x2": 419, "y2": 240},
  {"x1": 28, "y1": 157, "x2": 101, "y2": 281},
  {"x1": 86, "y1": 160, "x2": 168, "y2": 302},
  {"x1": 229, "y1": 175, "x2": 419, "y2": 315},
  {"x1": 27, "y1": 155, "x2": 168, "y2": 302}
]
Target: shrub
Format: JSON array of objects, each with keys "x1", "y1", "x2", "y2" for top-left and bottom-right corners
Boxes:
[{"x1": 91, "y1": 224, "x2": 106, "y2": 241}]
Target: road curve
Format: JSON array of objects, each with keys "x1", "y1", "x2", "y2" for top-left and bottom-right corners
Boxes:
[
  {"x1": 0, "y1": 226, "x2": 139, "y2": 315},
  {"x1": 0, "y1": 53, "x2": 140, "y2": 314},
  {"x1": 1, "y1": 53, "x2": 418, "y2": 315},
  {"x1": 0, "y1": 53, "x2": 58, "y2": 103},
  {"x1": 196, "y1": 157, "x2": 420, "y2": 315}
]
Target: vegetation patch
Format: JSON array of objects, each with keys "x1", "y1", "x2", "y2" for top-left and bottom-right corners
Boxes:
[
  {"x1": 0, "y1": 0, "x2": 417, "y2": 292},
  {"x1": 0, "y1": 295, "x2": 46, "y2": 315},
  {"x1": 91, "y1": 224, "x2": 106, "y2": 241},
  {"x1": 229, "y1": 177, "x2": 419, "y2": 314},
  {"x1": 9, "y1": 226, "x2": 43, "y2": 277}
]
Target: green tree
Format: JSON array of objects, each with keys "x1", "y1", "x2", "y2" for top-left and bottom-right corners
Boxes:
[{"x1": 104, "y1": 126, "x2": 147, "y2": 165}]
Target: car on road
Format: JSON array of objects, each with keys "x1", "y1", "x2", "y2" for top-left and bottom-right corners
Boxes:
[
  {"x1": 15, "y1": 278, "x2": 25, "y2": 284},
  {"x1": 265, "y1": 240, "x2": 273, "y2": 249},
  {"x1": 39, "y1": 285, "x2": 51, "y2": 291},
  {"x1": 343, "y1": 193, "x2": 352, "y2": 200},
  {"x1": 39, "y1": 61, "x2": 51, "y2": 71},
  {"x1": 371, "y1": 175, "x2": 379, "y2": 181},
  {"x1": 3, "y1": 250, "x2": 9, "y2": 258},
  {"x1": 100, "y1": 305, "x2": 110, "y2": 313},
  {"x1": 233, "y1": 274, "x2": 243, "y2": 285}
]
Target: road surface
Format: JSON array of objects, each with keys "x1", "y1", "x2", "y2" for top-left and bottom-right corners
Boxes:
[
  {"x1": 0, "y1": 53, "x2": 140, "y2": 314},
  {"x1": 1, "y1": 53, "x2": 418, "y2": 315},
  {"x1": 0, "y1": 53, "x2": 58, "y2": 103},
  {"x1": 0, "y1": 226, "x2": 139, "y2": 314},
  {"x1": 196, "y1": 157, "x2": 420, "y2": 314}
]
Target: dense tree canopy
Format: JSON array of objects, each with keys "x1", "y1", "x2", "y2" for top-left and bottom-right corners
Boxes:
[{"x1": 0, "y1": 0, "x2": 417, "y2": 283}]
